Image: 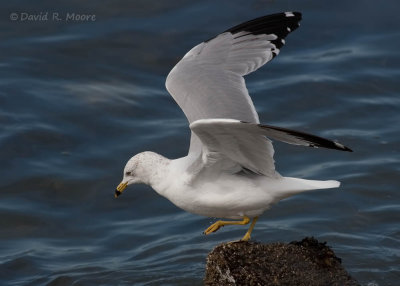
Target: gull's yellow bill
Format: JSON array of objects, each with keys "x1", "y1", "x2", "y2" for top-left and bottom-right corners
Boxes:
[{"x1": 115, "y1": 181, "x2": 128, "y2": 198}]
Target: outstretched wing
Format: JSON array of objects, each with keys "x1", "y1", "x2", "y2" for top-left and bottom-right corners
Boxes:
[
  {"x1": 166, "y1": 12, "x2": 302, "y2": 155},
  {"x1": 190, "y1": 119, "x2": 352, "y2": 176}
]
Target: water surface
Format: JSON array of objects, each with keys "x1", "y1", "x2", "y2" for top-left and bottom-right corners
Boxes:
[{"x1": 0, "y1": 1, "x2": 399, "y2": 285}]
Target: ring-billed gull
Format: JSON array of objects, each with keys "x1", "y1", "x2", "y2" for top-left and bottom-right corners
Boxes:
[{"x1": 115, "y1": 12, "x2": 352, "y2": 241}]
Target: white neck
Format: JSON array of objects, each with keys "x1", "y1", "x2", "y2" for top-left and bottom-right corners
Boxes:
[{"x1": 137, "y1": 151, "x2": 171, "y2": 193}]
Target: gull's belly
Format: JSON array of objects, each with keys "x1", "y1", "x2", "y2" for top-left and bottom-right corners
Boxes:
[{"x1": 165, "y1": 176, "x2": 276, "y2": 219}]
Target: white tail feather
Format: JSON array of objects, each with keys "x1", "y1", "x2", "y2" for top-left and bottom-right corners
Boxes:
[{"x1": 272, "y1": 177, "x2": 340, "y2": 200}]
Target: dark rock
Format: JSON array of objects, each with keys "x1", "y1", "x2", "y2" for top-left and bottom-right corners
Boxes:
[{"x1": 204, "y1": 237, "x2": 359, "y2": 286}]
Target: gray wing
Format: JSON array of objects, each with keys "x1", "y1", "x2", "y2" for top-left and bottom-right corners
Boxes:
[
  {"x1": 190, "y1": 119, "x2": 352, "y2": 177},
  {"x1": 165, "y1": 12, "x2": 302, "y2": 155},
  {"x1": 190, "y1": 119, "x2": 278, "y2": 177}
]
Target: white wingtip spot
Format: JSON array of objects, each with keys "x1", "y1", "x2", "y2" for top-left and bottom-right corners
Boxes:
[
  {"x1": 285, "y1": 12, "x2": 295, "y2": 17},
  {"x1": 281, "y1": 39, "x2": 285, "y2": 44},
  {"x1": 334, "y1": 142, "x2": 345, "y2": 149},
  {"x1": 287, "y1": 27, "x2": 291, "y2": 32}
]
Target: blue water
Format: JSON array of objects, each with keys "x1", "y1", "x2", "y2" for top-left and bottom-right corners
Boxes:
[{"x1": 1, "y1": 1, "x2": 399, "y2": 285}]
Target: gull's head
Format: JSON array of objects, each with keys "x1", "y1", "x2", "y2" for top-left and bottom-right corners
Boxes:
[
  {"x1": 115, "y1": 153, "x2": 146, "y2": 198},
  {"x1": 115, "y1": 151, "x2": 168, "y2": 198}
]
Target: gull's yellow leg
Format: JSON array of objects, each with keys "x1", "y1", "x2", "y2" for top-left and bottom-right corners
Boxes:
[
  {"x1": 240, "y1": 216, "x2": 258, "y2": 241},
  {"x1": 204, "y1": 216, "x2": 250, "y2": 235}
]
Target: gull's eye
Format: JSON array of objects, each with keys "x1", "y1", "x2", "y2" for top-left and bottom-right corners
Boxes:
[{"x1": 125, "y1": 171, "x2": 132, "y2": 176}]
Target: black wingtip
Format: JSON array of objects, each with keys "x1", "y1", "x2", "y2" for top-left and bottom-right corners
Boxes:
[
  {"x1": 225, "y1": 11, "x2": 302, "y2": 36},
  {"x1": 205, "y1": 11, "x2": 302, "y2": 43},
  {"x1": 115, "y1": 190, "x2": 121, "y2": 198},
  {"x1": 304, "y1": 138, "x2": 353, "y2": 153},
  {"x1": 255, "y1": 122, "x2": 353, "y2": 153}
]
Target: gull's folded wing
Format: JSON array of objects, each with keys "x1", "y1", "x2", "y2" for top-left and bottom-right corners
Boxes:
[
  {"x1": 190, "y1": 119, "x2": 278, "y2": 177},
  {"x1": 166, "y1": 12, "x2": 302, "y2": 155},
  {"x1": 190, "y1": 119, "x2": 352, "y2": 176}
]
